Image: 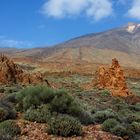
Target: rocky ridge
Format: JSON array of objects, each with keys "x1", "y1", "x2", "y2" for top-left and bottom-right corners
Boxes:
[{"x1": 0, "y1": 55, "x2": 50, "y2": 86}]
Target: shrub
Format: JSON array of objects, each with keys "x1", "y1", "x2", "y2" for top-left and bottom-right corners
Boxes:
[
  {"x1": 16, "y1": 85, "x2": 56, "y2": 111},
  {"x1": 0, "y1": 100, "x2": 16, "y2": 121},
  {"x1": 130, "y1": 122, "x2": 140, "y2": 134},
  {"x1": 102, "y1": 118, "x2": 119, "y2": 132},
  {"x1": 125, "y1": 114, "x2": 140, "y2": 123},
  {"x1": 67, "y1": 102, "x2": 94, "y2": 125},
  {"x1": 93, "y1": 109, "x2": 118, "y2": 123},
  {"x1": 47, "y1": 114, "x2": 82, "y2": 137},
  {"x1": 100, "y1": 90, "x2": 110, "y2": 96},
  {"x1": 16, "y1": 86, "x2": 93, "y2": 125},
  {"x1": 129, "y1": 103, "x2": 140, "y2": 111},
  {"x1": 24, "y1": 105, "x2": 51, "y2": 123},
  {"x1": 111, "y1": 125, "x2": 128, "y2": 137},
  {"x1": 0, "y1": 107, "x2": 8, "y2": 122},
  {"x1": 50, "y1": 90, "x2": 73, "y2": 113},
  {"x1": 50, "y1": 93, "x2": 93, "y2": 125},
  {"x1": 0, "y1": 120, "x2": 21, "y2": 137},
  {"x1": 5, "y1": 93, "x2": 17, "y2": 103}
]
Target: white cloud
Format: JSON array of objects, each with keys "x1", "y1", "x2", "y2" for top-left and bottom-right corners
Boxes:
[
  {"x1": 0, "y1": 38, "x2": 33, "y2": 48},
  {"x1": 41, "y1": 0, "x2": 113, "y2": 21},
  {"x1": 86, "y1": 0, "x2": 113, "y2": 21},
  {"x1": 128, "y1": 0, "x2": 140, "y2": 20}
]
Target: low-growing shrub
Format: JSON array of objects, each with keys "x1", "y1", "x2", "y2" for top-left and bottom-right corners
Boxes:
[
  {"x1": 67, "y1": 100, "x2": 94, "y2": 125},
  {"x1": 47, "y1": 114, "x2": 83, "y2": 137},
  {"x1": 50, "y1": 90, "x2": 73, "y2": 113},
  {"x1": 16, "y1": 86, "x2": 94, "y2": 125},
  {"x1": 111, "y1": 125, "x2": 128, "y2": 137},
  {"x1": 130, "y1": 122, "x2": 140, "y2": 134},
  {"x1": 102, "y1": 118, "x2": 119, "y2": 132},
  {"x1": 100, "y1": 90, "x2": 110, "y2": 96},
  {"x1": 50, "y1": 93, "x2": 94, "y2": 125},
  {"x1": 0, "y1": 100, "x2": 16, "y2": 121},
  {"x1": 0, "y1": 120, "x2": 21, "y2": 137},
  {"x1": 16, "y1": 85, "x2": 56, "y2": 111},
  {"x1": 5, "y1": 93, "x2": 17, "y2": 103},
  {"x1": 24, "y1": 105, "x2": 51, "y2": 123},
  {"x1": 0, "y1": 107, "x2": 8, "y2": 122},
  {"x1": 125, "y1": 114, "x2": 140, "y2": 123},
  {"x1": 93, "y1": 109, "x2": 118, "y2": 123},
  {"x1": 129, "y1": 103, "x2": 140, "y2": 111}
]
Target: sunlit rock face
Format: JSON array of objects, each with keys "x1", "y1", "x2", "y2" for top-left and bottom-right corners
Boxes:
[
  {"x1": 95, "y1": 58, "x2": 133, "y2": 97},
  {"x1": 0, "y1": 55, "x2": 50, "y2": 86}
]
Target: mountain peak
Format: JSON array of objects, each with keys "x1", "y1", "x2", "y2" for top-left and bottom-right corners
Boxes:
[{"x1": 125, "y1": 22, "x2": 140, "y2": 33}]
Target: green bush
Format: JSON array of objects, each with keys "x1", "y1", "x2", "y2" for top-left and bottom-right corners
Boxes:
[
  {"x1": 24, "y1": 105, "x2": 51, "y2": 123},
  {"x1": 129, "y1": 103, "x2": 140, "y2": 111},
  {"x1": 16, "y1": 86, "x2": 93, "y2": 125},
  {"x1": 93, "y1": 109, "x2": 118, "y2": 123},
  {"x1": 47, "y1": 114, "x2": 82, "y2": 137},
  {"x1": 5, "y1": 93, "x2": 17, "y2": 103},
  {"x1": 0, "y1": 120, "x2": 21, "y2": 137},
  {"x1": 130, "y1": 122, "x2": 140, "y2": 134},
  {"x1": 100, "y1": 90, "x2": 110, "y2": 96},
  {"x1": 111, "y1": 125, "x2": 128, "y2": 137},
  {"x1": 68, "y1": 102, "x2": 94, "y2": 125},
  {"x1": 50, "y1": 90, "x2": 73, "y2": 113},
  {"x1": 125, "y1": 114, "x2": 140, "y2": 123},
  {"x1": 102, "y1": 118, "x2": 119, "y2": 132},
  {"x1": 0, "y1": 100, "x2": 16, "y2": 122},
  {"x1": 50, "y1": 93, "x2": 93, "y2": 125},
  {"x1": 0, "y1": 107, "x2": 8, "y2": 122},
  {"x1": 16, "y1": 85, "x2": 56, "y2": 111}
]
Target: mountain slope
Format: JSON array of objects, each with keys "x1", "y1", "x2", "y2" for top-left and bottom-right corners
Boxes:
[{"x1": 1, "y1": 22, "x2": 140, "y2": 69}]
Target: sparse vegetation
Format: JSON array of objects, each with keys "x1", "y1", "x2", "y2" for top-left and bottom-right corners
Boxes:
[
  {"x1": 111, "y1": 125, "x2": 129, "y2": 137},
  {"x1": 0, "y1": 74, "x2": 139, "y2": 139},
  {"x1": 93, "y1": 109, "x2": 118, "y2": 123},
  {"x1": 0, "y1": 120, "x2": 21, "y2": 137},
  {"x1": 0, "y1": 99, "x2": 16, "y2": 122},
  {"x1": 102, "y1": 118, "x2": 120, "y2": 132},
  {"x1": 24, "y1": 105, "x2": 51, "y2": 123},
  {"x1": 130, "y1": 122, "x2": 140, "y2": 134},
  {"x1": 16, "y1": 85, "x2": 93, "y2": 125},
  {"x1": 47, "y1": 114, "x2": 83, "y2": 137},
  {"x1": 16, "y1": 85, "x2": 56, "y2": 111}
]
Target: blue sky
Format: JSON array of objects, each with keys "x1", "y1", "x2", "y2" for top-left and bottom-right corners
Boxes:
[{"x1": 0, "y1": 0, "x2": 140, "y2": 48}]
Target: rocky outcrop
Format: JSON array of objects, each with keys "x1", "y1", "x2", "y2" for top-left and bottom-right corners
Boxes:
[
  {"x1": 81, "y1": 58, "x2": 133, "y2": 97},
  {"x1": 94, "y1": 58, "x2": 133, "y2": 97},
  {"x1": 0, "y1": 55, "x2": 50, "y2": 86}
]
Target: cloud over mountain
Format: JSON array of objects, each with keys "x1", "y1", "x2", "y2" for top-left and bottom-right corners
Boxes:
[
  {"x1": 128, "y1": 0, "x2": 140, "y2": 20},
  {"x1": 41, "y1": 0, "x2": 113, "y2": 21}
]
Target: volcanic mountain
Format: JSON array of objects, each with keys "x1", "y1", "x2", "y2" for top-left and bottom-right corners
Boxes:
[{"x1": 1, "y1": 22, "x2": 140, "y2": 73}]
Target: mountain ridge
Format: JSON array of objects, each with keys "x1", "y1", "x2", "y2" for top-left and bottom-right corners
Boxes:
[{"x1": 1, "y1": 22, "x2": 140, "y2": 69}]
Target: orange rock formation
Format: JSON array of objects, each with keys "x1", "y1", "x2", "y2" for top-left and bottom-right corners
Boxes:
[
  {"x1": 94, "y1": 58, "x2": 133, "y2": 97},
  {"x1": 0, "y1": 55, "x2": 50, "y2": 86}
]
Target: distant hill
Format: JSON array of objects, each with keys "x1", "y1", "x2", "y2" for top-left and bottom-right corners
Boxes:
[{"x1": 1, "y1": 22, "x2": 140, "y2": 69}]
